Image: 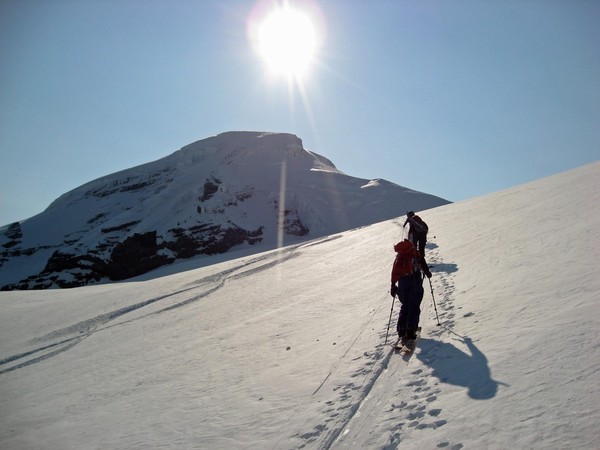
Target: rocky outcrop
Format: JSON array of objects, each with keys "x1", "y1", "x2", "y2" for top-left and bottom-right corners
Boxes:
[
  {"x1": 1, "y1": 223, "x2": 264, "y2": 290},
  {"x1": 166, "y1": 224, "x2": 263, "y2": 259},
  {"x1": 105, "y1": 232, "x2": 171, "y2": 281},
  {"x1": 2, "y1": 222, "x2": 22, "y2": 249}
]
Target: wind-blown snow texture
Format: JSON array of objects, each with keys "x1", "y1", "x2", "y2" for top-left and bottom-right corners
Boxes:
[
  {"x1": 0, "y1": 131, "x2": 448, "y2": 290},
  {"x1": 1, "y1": 161, "x2": 598, "y2": 449}
]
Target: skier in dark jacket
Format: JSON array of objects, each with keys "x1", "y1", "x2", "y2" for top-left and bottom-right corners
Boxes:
[
  {"x1": 403, "y1": 211, "x2": 428, "y2": 258},
  {"x1": 390, "y1": 239, "x2": 432, "y2": 345}
]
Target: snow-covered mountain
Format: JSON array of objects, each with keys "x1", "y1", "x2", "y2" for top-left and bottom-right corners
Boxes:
[
  {"x1": 0, "y1": 131, "x2": 449, "y2": 290},
  {"x1": 0, "y1": 161, "x2": 597, "y2": 449}
]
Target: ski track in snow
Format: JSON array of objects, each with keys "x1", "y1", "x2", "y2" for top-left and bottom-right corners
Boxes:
[
  {"x1": 286, "y1": 222, "x2": 464, "y2": 450},
  {"x1": 0, "y1": 237, "x2": 343, "y2": 376},
  {"x1": 0, "y1": 223, "x2": 466, "y2": 450}
]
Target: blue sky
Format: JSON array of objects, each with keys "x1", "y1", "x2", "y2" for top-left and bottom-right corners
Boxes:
[{"x1": 1, "y1": 0, "x2": 598, "y2": 226}]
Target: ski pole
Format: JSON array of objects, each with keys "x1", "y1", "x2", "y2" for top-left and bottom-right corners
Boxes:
[
  {"x1": 384, "y1": 294, "x2": 395, "y2": 345},
  {"x1": 428, "y1": 277, "x2": 441, "y2": 326}
]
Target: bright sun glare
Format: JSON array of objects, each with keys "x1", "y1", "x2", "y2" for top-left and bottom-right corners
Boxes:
[{"x1": 253, "y1": 4, "x2": 318, "y2": 81}]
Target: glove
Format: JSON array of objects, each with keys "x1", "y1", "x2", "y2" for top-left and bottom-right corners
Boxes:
[
  {"x1": 424, "y1": 268, "x2": 432, "y2": 279},
  {"x1": 390, "y1": 283, "x2": 398, "y2": 297}
]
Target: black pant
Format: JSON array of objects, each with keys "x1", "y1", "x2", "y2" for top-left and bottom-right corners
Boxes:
[
  {"x1": 408, "y1": 231, "x2": 427, "y2": 258},
  {"x1": 395, "y1": 273, "x2": 425, "y2": 339}
]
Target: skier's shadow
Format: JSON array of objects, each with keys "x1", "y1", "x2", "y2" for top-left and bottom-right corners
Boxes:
[
  {"x1": 431, "y1": 263, "x2": 458, "y2": 274},
  {"x1": 416, "y1": 336, "x2": 507, "y2": 400},
  {"x1": 425, "y1": 243, "x2": 458, "y2": 274}
]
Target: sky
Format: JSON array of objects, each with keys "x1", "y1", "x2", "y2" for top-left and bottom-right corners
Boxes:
[{"x1": 1, "y1": 0, "x2": 599, "y2": 226}]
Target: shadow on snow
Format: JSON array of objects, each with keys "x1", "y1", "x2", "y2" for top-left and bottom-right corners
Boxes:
[{"x1": 416, "y1": 337, "x2": 507, "y2": 400}]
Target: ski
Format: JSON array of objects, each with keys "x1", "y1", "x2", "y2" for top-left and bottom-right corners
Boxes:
[
  {"x1": 394, "y1": 327, "x2": 421, "y2": 353},
  {"x1": 399, "y1": 339, "x2": 417, "y2": 354}
]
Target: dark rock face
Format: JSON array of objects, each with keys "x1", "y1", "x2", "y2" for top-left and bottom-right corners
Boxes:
[
  {"x1": 2, "y1": 222, "x2": 22, "y2": 249},
  {"x1": 1, "y1": 224, "x2": 264, "y2": 290},
  {"x1": 282, "y1": 210, "x2": 309, "y2": 237},
  {"x1": 200, "y1": 178, "x2": 221, "y2": 202},
  {"x1": 166, "y1": 224, "x2": 263, "y2": 258},
  {"x1": 5, "y1": 251, "x2": 106, "y2": 290},
  {"x1": 105, "y1": 232, "x2": 171, "y2": 281}
]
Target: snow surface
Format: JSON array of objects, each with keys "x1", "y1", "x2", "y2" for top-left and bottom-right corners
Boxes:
[{"x1": 1, "y1": 161, "x2": 599, "y2": 449}]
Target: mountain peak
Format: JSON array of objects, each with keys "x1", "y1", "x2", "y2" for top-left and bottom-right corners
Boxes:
[
  {"x1": 173, "y1": 131, "x2": 336, "y2": 172},
  {"x1": 0, "y1": 131, "x2": 449, "y2": 289}
]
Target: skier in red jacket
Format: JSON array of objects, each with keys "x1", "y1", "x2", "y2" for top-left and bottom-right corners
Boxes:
[{"x1": 390, "y1": 239, "x2": 432, "y2": 345}]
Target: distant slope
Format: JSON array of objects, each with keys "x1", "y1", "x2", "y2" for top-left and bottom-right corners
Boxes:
[{"x1": 0, "y1": 131, "x2": 449, "y2": 289}]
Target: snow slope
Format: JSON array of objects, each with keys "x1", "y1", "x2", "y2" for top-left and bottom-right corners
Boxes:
[{"x1": 0, "y1": 161, "x2": 598, "y2": 449}]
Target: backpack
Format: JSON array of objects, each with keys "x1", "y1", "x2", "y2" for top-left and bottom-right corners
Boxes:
[
  {"x1": 393, "y1": 240, "x2": 419, "y2": 278},
  {"x1": 410, "y1": 216, "x2": 428, "y2": 234}
]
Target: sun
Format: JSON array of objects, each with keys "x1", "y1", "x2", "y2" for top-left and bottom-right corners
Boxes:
[{"x1": 251, "y1": 4, "x2": 319, "y2": 81}]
